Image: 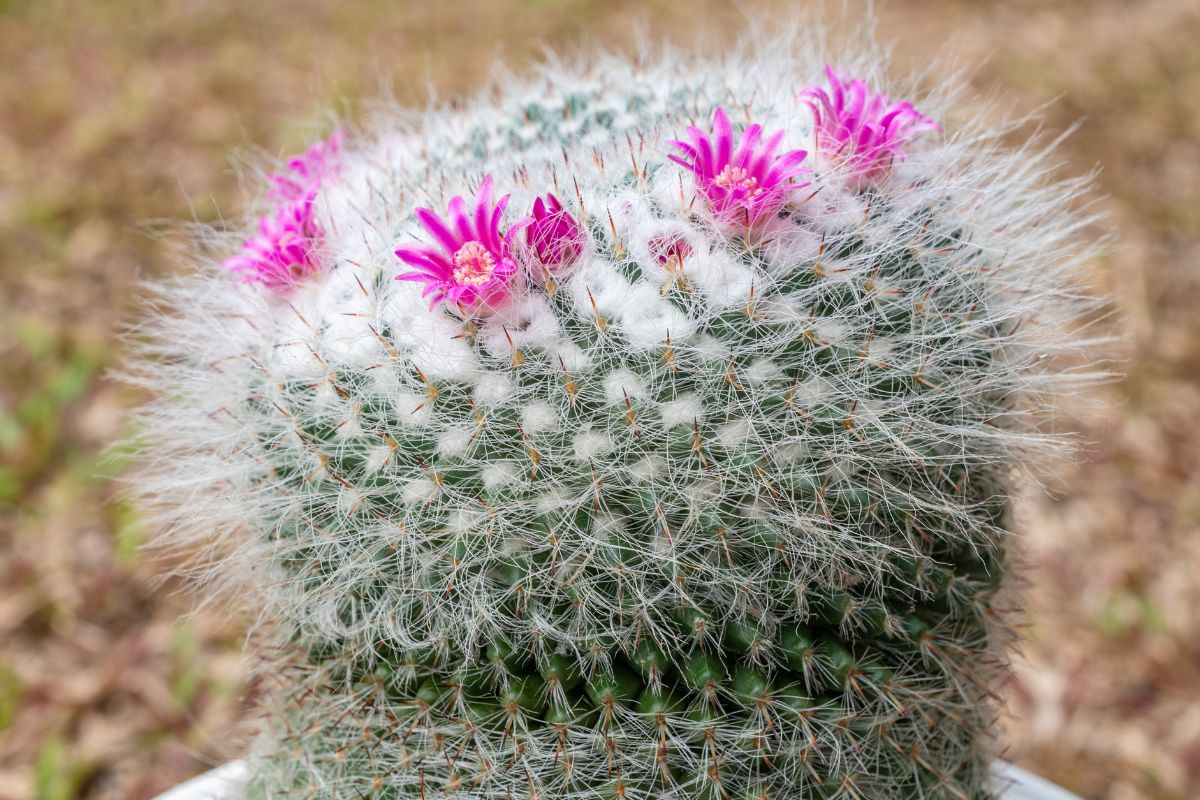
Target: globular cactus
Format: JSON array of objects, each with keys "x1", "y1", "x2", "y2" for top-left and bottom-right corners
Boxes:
[{"x1": 131, "y1": 31, "x2": 1102, "y2": 800}]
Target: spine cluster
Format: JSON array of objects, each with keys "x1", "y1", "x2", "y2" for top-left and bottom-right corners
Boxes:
[{"x1": 131, "y1": 36, "x2": 1101, "y2": 800}]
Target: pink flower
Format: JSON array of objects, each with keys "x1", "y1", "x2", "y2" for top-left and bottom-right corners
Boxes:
[
  {"x1": 668, "y1": 107, "x2": 809, "y2": 227},
  {"x1": 269, "y1": 130, "x2": 345, "y2": 202},
  {"x1": 647, "y1": 234, "x2": 692, "y2": 265},
  {"x1": 225, "y1": 195, "x2": 322, "y2": 291},
  {"x1": 395, "y1": 176, "x2": 532, "y2": 313},
  {"x1": 527, "y1": 193, "x2": 583, "y2": 270},
  {"x1": 799, "y1": 66, "x2": 939, "y2": 181},
  {"x1": 224, "y1": 131, "x2": 343, "y2": 292}
]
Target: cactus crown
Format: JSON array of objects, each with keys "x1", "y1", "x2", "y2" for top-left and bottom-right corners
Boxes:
[{"x1": 131, "y1": 32, "x2": 1101, "y2": 800}]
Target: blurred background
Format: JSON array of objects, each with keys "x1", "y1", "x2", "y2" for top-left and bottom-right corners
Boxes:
[{"x1": 1, "y1": 0, "x2": 1197, "y2": 798}]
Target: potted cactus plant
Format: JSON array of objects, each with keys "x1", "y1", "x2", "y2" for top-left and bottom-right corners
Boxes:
[{"x1": 133, "y1": 31, "x2": 1099, "y2": 800}]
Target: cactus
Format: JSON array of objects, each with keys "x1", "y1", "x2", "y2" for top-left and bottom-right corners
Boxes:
[{"x1": 130, "y1": 32, "x2": 1102, "y2": 800}]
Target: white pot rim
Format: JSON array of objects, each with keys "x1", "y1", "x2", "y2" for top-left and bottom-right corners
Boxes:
[{"x1": 154, "y1": 760, "x2": 1082, "y2": 800}]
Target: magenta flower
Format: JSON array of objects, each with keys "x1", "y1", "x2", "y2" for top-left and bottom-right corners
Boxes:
[
  {"x1": 225, "y1": 195, "x2": 323, "y2": 291},
  {"x1": 224, "y1": 131, "x2": 343, "y2": 292},
  {"x1": 269, "y1": 130, "x2": 345, "y2": 202},
  {"x1": 668, "y1": 107, "x2": 809, "y2": 227},
  {"x1": 527, "y1": 193, "x2": 583, "y2": 270},
  {"x1": 395, "y1": 176, "x2": 532, "y2": 313},
  {"x1": 799, "y1": 66, "x2": 940, "y2": 181},
  {"x1": 647, "y1": 234, "x2": 692, "y2": 266}
]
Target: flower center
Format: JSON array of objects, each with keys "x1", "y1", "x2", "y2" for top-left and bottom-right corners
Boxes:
[
  {"x1": 452, "y1": 240, "x2": 497, "y2": 286},
  {"x1": 714, "y1": 164, "x2": 762, "y2": 197}
]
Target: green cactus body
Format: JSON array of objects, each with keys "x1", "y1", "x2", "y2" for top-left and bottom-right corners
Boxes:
[{"x1": 133, "y1": 36, "x2": 1100, "y2": 800}]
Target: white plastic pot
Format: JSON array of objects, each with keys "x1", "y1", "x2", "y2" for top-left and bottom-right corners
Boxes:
[{"x1": 154, "y1": 761, "x2": 1082, "y2": 800}]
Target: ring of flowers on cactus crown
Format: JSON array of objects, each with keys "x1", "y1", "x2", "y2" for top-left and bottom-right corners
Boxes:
[
  {"x1": 799, "y1": 65, "x2": 940, "y2": 183},
  {"x1": 668, "y1": 107, "x2": 809, "y2": 229},
  {"x1": 394, "y1": 175, "x2": 533, "y2": 315}
]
